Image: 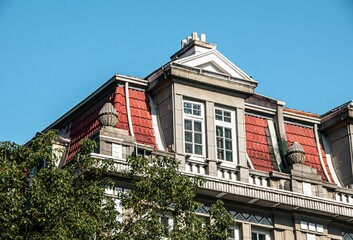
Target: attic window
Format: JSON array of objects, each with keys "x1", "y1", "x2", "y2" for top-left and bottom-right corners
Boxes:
[
  {"x1": 215, "y1": 107, "x2": 236, "y2": 163},
  {"x1": 183, "y1": 100, "x2": 205, "y2": 157},
  {"x1": 135, "y1": 148, "x2": 151, "y2": 158}
]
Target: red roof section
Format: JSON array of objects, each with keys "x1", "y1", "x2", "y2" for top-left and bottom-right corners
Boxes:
[
  {"x1": 66, "y1": 90, "x2": 114, "y2": 162},
  {"x1": 245, "y1": 115, "x2": 275, "y2": 172},
  {"x1": 66, "y1": 85, "x2": 157, "y2": 163},
  {"x1": 113, "y1": 86, "x2": 129, "y2": 132},
  {"x1": 285, "y1": 123, "x2": 333, "y2": 182},
  {"x1": 129, "y1": 89, "x2": 156, "y2": 147}
]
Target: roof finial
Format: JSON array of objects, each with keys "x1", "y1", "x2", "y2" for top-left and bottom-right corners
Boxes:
[
  {"x1": 286, "y1": 142, "x2": 305, "y2": 164},
  {"x1": 98, "y1": 102, "x2": 118, "y2": 127}
]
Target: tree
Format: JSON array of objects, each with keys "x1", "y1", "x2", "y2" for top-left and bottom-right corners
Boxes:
[
  {"x1": 118, "y1": 155, "x2": 234, "y2": 240},
  {"x1": 1, "y1": 131, "x2": 233, "y2": 240},
  {"x1": 0, "y1": 130, "x2": 118, "y2": 240}
]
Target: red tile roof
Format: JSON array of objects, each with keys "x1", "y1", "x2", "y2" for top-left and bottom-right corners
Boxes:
[
  {"x1": 66, "y1": 90, "x2": 115, "y2": 162},
  {"x1": 129, "y1": 89, "x2": 156, "y2": 147},
  {"x1": 113, "y1": 86, "x2": 129, "y2": 131},
  {"x1": 65, "y1": 86, "x2": 157, "y2": 163},
  {"x1": 245, "y1": 115, "x2": 275, "y2": 172},
  {"x1": 285, "y1": 123, "x2": 333, "y2": 182}
]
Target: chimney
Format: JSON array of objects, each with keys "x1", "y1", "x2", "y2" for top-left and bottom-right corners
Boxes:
[{"x1": 171, "y1": 32, "x2": 216, "y2": 60}]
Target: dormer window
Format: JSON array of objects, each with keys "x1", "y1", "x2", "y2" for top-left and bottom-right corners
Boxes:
[
  {"x1": 215, "y1": 107, "x2": 236, "y2": 163},
  {"x1": 183, "y1": 100, "x2": 205, "y2": 156}
]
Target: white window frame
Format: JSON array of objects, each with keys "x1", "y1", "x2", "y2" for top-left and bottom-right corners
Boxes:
[
  {"x1": 183, "y1": 99, "x2": 205, "y2": 158},
  {"x1": 214, "y1": 106, "x2": 237, "y2": 164},
  {"x1": 227, "y1": 225, "x2": 240, "y2": 240},
  {"x1": 159, "y1": 214, "x2": 174, "y2": 239},
  {"x1": 251, "y1": 228, "x2": 271, "y2": 240}
]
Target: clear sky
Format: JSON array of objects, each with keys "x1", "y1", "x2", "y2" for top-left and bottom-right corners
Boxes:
[{"x1": 1, "y1": 0, "x2": 352, "y2": 144}]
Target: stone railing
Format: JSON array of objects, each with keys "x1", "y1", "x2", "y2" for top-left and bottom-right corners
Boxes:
[
  {"x1": 249, "y1": 169, "x2": 269, "y2": 187},
  {"x1": 92, "y1": 153, "x2": 353, "y2": 218},
  {"x1": 184, "y1": 159, "x2": 207, "y2": 175},
  {"x1": 200, "y1": 175, "x2": 353, "y2": 220},
  {"x1": 90, "y1": 153, "x2": 130, "y2": 172},
  {"x1": 335, "y1": 188, "x2": 353, "y2": 205},
  {"x1": 217, "y1": 165, "x2": 238, "y2": 181}
]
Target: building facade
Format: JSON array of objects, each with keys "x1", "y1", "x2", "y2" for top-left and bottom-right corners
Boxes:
[{"x1": 47, "y1": 33, "x2": 353, "y2": 240}]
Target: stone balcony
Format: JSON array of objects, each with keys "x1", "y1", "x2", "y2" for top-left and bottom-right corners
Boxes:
[{"x1": 91, "y1": 152, "x2": 353, "y2": 222}]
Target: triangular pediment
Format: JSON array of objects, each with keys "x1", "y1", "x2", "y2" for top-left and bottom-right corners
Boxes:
[
  {"x1": 174, "y1": 49, "x2": 253, "y2": 81},
  {"x1": 196, "y1": 61, "x2": 228, "y2": 74}
]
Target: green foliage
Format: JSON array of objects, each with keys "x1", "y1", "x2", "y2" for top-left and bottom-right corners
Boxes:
[
  {"x1": 205, "y1": 200, "x2": 234, "y2": 240},
  {"x1": 0, "y1": 131, "x2": 234, "y2": 240},
  {"x1": 0, "y1": 130, "x2": 118, "y2": 240},
  {"x1": 118, "y1": 156, "x2": 234, "y2": 240}
]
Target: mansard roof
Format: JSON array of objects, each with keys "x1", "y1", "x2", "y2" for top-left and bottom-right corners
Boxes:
[
  {"x1": 44, "y1": 75, "x2": 157, "y2": 164},
  {"x1": 44, "y1": 33, "x2": 345, "y2": 186}
]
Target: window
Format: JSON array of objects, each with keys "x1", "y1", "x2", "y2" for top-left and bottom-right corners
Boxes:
[
  {"x1": 160, "y1": 215, "x2": 174, "y2": 239},
  {"x1": 215, "y1": 107, "x2": 236, "y2": 162},
  {"x1": 252, "y1": 229, "x2": 270, "y2": 240},
  {"x1": 183, "y1": 100, "x2": 204, "y2": 156},
  {"x1": 227, "y1": 225, "x2": 240, "y2": 240},
  {"x1": 135, "y1": 147, "x2": 151, "y2": 158}
]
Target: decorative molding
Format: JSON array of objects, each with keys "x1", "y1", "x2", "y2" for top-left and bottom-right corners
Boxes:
[
  {"x1": 343, "y1": 232, "x2": 353, "y2": 240},
  {"x1": 196, "y1": 206, "x2": 273, "y2": 227}
]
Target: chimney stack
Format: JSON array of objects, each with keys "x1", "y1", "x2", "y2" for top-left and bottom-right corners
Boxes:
[
  {"x1": 180, "y1": 32, "x2": 208, "y2": 48},
  {"x1": 172, "y1": 32, "x2": 216, "y2": 60}
]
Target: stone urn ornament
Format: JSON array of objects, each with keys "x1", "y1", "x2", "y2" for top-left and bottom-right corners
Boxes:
[
  {"x1": 98, "y1": 102, "x2": 118, "y2": 127},
  {"x1": 286, "y1": 142, "x2": 305, "y2": 164}
]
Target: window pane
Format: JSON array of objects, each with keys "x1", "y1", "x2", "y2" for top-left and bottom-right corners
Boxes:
[
  {"x1": 185, "y1": 131, "x2": 192, "y2": 142},
  {"x1": 185, "y1": 120, "x2": 192, "y2": 130},
  {"x1": 194, "y1": 133, "x2": 202, "y2": 144},
  {"x1": 184, "y1": 102, "x2": 192, "y2": 108},
  {"x1": 216, "y1": 126, "x2": 223, "y2": 137},
  {"x1": 193, "y1": 109, "x2": 201, "y2": 116},
  {"x1": 217, "y1": 149, "x2": 224, "y2": 160},
  {"x1": 227, "y1": 229, "x2": 235, "y2": 238},
  {"x1": 226, "y1": 151, "x2": 233, "y2": 161},
  {"x1": 225, "y1": 128, "x2": 232, "y2": 138},
  {"x1": 194, "y1": 121, "x2": 202, "y2": 132},
  {"x1": 224, "y1": 111, "x2": 231, "y2": 117},
  {"x1": 225, "y1": 139, "x2": 232, "y2": 150},
  {"x1": 217, "y1": 137, "x2": 224, "y2": 148},
  {"x1": 215, "y1": 109, "x2": 223, "y2": 121},
  {"x1": 224, "y1": 116, "x2": 231, "y2": 123},
  {"x1": 252, "y1": 233, "x2": 257, "y2": 240},
  {"x1": 193, "y1": 104, "x2": 201, "y2": 110},
  {"x1": 185, "y1": 143, "x2": 193, "y2": 153},
  {"x1": 259, "y1": 234, "x2": 266, "y2": 240},
  {"x1": 195, "y1": 145, "x2": 202, "y2": 155},
  {"x1": 184, "y1": 102, "x2": 192, "y2": 114},
  {"x1": 184, "y1": 108, "x2": 192, "y2": 114}
]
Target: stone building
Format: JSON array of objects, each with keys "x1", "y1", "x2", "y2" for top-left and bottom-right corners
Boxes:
[{"x1": 47, "y1": 33, "x2": 353, "y2": 240}]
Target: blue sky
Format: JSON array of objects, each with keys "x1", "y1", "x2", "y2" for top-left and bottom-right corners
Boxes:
[{"x1": 1, "y1": 0, "x2": 352, "y2": 144}]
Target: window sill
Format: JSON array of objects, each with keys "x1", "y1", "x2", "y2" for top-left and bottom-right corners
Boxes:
[
  {"x1": 186, "y1": 155, "x2": 206, "y2": 164},
  {"x1": 217, "y1": 160, "x2": 237, "y2": 169}
]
